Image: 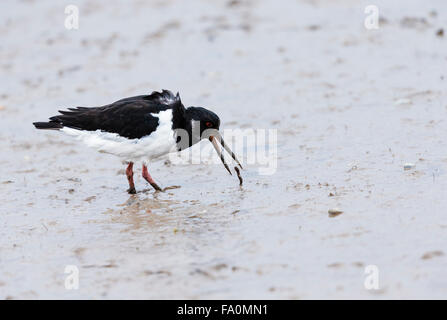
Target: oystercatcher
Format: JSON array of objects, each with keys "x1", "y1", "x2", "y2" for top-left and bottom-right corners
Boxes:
[{"x1": 33, "y1": 90, "x2": 242, "y2": 194}]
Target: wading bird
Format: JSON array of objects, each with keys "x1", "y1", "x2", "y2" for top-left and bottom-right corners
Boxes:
[{"x1": 33, "y1": 90, "x2": 242, "y2": 194}]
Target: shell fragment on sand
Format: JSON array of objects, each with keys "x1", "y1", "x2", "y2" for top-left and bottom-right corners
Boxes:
[
  {"x1": 328, "y1": 208, "x2": 343, "y2": 218},
  {"x1": 394, "y1": 98, "x2": 412, "y2": 106}
]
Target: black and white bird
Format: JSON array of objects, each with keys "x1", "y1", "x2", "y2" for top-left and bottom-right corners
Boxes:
[{"x1": 33, "y1": 90, "x2": 242, "y2": 194}]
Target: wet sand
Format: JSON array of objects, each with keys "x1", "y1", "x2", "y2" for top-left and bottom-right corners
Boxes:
[{"x1": 1, "y1": 0, "x2": 447, "y2": 299}]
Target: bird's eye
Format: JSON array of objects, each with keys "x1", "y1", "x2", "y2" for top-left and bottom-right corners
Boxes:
[{"x1": 205, "y1": 121, "x2": 213, "y2": 128}]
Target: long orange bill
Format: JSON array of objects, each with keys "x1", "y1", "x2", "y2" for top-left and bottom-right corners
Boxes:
[{"x1": 209, "y1": 136, "x2": 232, "y2": 175}]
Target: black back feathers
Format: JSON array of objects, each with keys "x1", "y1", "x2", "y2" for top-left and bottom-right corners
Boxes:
[{"x1": 33, "y1": 90, "x2": 187, "y2": 139}]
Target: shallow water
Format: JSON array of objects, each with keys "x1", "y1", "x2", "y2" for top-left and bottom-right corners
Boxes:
[{"x1": 1, "y1": 0, "x2": 447, "y2": 299}]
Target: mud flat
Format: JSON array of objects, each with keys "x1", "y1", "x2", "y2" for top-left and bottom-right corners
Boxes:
[{"x1": 0, "y1": 0, "x2": 447, "y2": 299}]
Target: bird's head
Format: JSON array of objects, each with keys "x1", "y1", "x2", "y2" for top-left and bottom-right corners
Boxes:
[
  {"x1": 180, "y1": 106, "x2": 242, "y2": 174},
  {"x1": 186, "y1": 106, "x2": 221, "y2": 136}
]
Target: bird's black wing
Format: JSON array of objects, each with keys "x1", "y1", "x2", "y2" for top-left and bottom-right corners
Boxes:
[{"x1": 40, "y1": 90, "x2": 184, "y2": 139}]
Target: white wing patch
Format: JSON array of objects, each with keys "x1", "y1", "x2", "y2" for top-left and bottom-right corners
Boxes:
[{"x1": 61, "y1": 109, "x2": 176, "y2": 162}]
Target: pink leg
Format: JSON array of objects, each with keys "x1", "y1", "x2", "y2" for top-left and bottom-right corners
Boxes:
[
  {"x1": 142, "y1": 164, "x2": 162, "y2": 191},
  {"x1": 126, "y1": 162, "x2": 136, "y2": 194}
]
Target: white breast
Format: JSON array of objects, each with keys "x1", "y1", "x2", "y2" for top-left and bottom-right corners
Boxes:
[{"x1": 61, "y1": 109, "x2": 177, "y2": 162}]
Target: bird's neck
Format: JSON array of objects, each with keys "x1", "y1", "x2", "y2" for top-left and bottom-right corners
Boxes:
[{"x1": 172, "y1": 108, "x2": 199, "y2": 151}]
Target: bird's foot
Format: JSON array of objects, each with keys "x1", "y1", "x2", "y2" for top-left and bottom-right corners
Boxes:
[
  {"x1": 150, "y1": 182, "x2": 163, "y2": 192},
  {"x1": 127, "y1": 187, "x2": 136, "y2": 194}
]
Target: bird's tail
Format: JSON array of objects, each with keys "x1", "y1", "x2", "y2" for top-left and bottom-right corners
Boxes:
[{"x1": 33, "y1": 121, "x2": 63, "y2": 130}]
